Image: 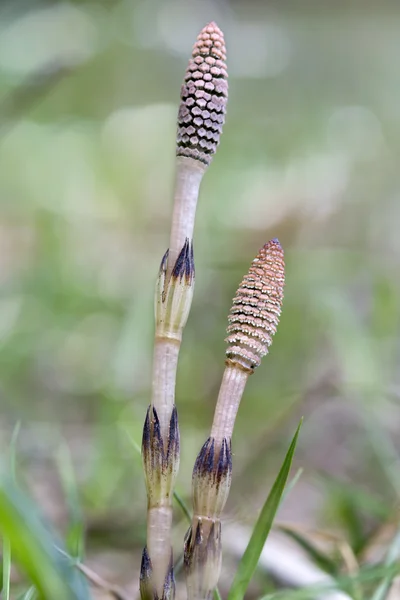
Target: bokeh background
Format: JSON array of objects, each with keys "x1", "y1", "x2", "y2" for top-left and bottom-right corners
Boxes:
[{"x1": 1, "y1": 0, "x2": 400, "y2": 597}]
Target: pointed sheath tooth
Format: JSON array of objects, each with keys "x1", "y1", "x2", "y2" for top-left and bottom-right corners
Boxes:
[
  {"x1": 225, "y1": 238, "x2": 285, "y2": 371},
  {"x1": 155, "y1": 248, "x2": 168, "y2": 316},
  {"x1": 171, "y1": 237, "x2": 195, "y2": 285},
  {"x1": 140, "y1": 547, "x2": 176, "y2": 600},
  {"x1": 166, "y1": 404, "x2": 180, "y2": 481},
  {"x1": 177, "y1": 22, "x2": 228, "y2": 166},
  {"x1": 192, "y1": 437, "x2": 232, "y2": 519},
  {"x1": 142, "y1": 406, "x2": 163, "y2": 506},
  {"x1": 184, "y1": 518, "x2": 222, "y2": 600},
  {"x1": 161, "y1": 551, "x2": 176, "y2": 600},
  {"x1": 142, "y1": 405, "x2": 180, "y2": 507},
  {"x1": 155, "y1": 239, "x2": 195, "y2": 341},
  {"x1": 139, "y1": 546, "x2": 155, "y2": 600}
]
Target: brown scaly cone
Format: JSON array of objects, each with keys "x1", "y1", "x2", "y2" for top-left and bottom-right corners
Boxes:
[
  {"x1": 176, "y1": 22, "x2": 228, "y2": 166},
  {"x1": 225, "y1": 238, "x2": 285, "y2": 371}
]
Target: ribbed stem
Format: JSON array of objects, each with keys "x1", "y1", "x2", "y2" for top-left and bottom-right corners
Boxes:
[
  {"x1": 147, "y1": 506, "x2": 174, "y2": 594},
  {"x1": 142, "y1": 237, "x2": 195, "y2": 597},
  {"x1": 142, "y1": 337, "x2": 181, "y2": 598},
  {"x1": 151, "y1": 339, "x2": 180, "y2": 441},
  {"x1": 185, "y1": 517, "x2": 222, "y2": 600},
  {"x1": 210, "y1": 365, "x2": 249, "y2": 443},
  {"x1": 167, "y1": 158, "x2": 205, "y2": 278},
  {"x1": 184, "y1": 367, "x2": 247, "y2": 600}
]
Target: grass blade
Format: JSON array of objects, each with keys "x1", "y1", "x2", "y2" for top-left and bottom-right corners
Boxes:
[
  {"x1": 278, "y1": 525, "x2": 338, "y2": 575},
  {"x1": 281, "y1": 467, "x2": 303, "y2": 504},
  {"x1": 56, "y1": 442, "x2": 85, "y2": 561},
  {"x1": 17, "y1": 587, "x2": 37, "y2": 600},
  {"x1": 371, "y1": 528, "x2": 400, "y2": 600},
  {"x1": 214, "y1": 586, "x2": 223, "y2": 600},
  {"x1": 3, "y1": 536, "x2": 11, "y2": 600},
  {"x1": 2, "y1": 423, "x2": 22, "y2": 599},
  {"x1": 0, "y1": 475, "x2": 91, "y2": 600},
  {"x1": 173, "y1": 489, "x2": 192, "y2": 524},
  {"x1": 316, "y1": 472, "x2": 389, "y2": 520},
  {"x1": 10, "y1": 422, "x2": 21, "y2": 482},
  {"x1": 228, "y1": 419, "x2": 302, "y2": 600},
  {"x1": 259, "y1": 562, "x2": 400, "y2": 600}
]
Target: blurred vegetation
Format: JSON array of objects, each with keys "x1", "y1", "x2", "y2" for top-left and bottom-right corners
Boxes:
[{"x1": 1, "y1": 0, "x2": 400, "y2": 597}]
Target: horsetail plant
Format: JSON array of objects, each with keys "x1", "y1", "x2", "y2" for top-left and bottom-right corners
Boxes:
[
  {"x1": 184, "y1": 240, "x2": 285, "y2": 600},
  {"x1": 140, "y1": 22, "x2": 228, "y2": 600}
]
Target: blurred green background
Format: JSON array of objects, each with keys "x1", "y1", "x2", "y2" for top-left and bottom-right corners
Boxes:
[{"x1": 1, "y1": 0, "x2": 400, "y2": 597}]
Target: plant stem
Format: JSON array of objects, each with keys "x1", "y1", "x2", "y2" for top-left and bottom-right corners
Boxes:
[
  {"x1": 140, "y1": 20, "x2": 229, "y2": 599},
  {"x1": 151, "y1": 339, "x2": 180, "y2": 441},
  {"x1": 185, "y1": 240, "x2": 285, "y2": 600},
  {"x1": 210, "y1": 365, "x2": 249, "y2": 443},
  {"x1": 167, "y1": 158, "x2": 205, "y2": 278}
]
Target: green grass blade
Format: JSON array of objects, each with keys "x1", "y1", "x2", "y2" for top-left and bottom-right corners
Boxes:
[
  {"x1": 173, "y1": 490, "x2": 192, "y2": 524},
  {"x1": 17, "y1": 586, "x2": 37, "y2": 600},
  {"x1": 3, "y1": 536, "x2": 11, "y2": 600},
  {"x1": 0, "y1": 475, "x2": 91, "y2": 600},
  {"x1": 281, "y1": 467, "x2": 303, "y2": 504},
  {"x1": 10, "y1": 422, "x2": 21, "y2": 482},
  {"x1": 278, "y1": 525, "x2": 337, "y2": 575},
  {"x1": 227, "y1": 419, "x2": 302, "y2": 600},
  {"x1": 371, "y1": 527, "x2": 400, "y2": 600},
  {"x1": 56, "y1": 442, "x2": 85, "y2": 560},
  {"x1": 124, "y1": 428, "x2": 142, "y2": 457},
  {"x1": 213, "y1": 586, "x2": 223, "y2": 600},
  {"x1": 2, "y1": 424, "x2": 22, "y2": 599},
  {"x1": 259, "y1": 562, "x2": 400, "y2": 600}
]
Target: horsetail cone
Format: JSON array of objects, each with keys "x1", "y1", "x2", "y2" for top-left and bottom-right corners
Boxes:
[
  {"x1": 177, "y1": 22, "x2": 228, "y2": 166},
  {"x1": 185, "y1": 242, "x2": 285, "y2": 599},
  {"x1": 225, "y1": 239, "x2": 285, "y2": 371},
  {"x1": 169, "y1": 22, "x2": 228, "y2": 276}
]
